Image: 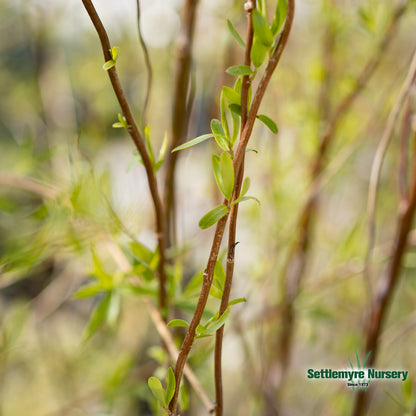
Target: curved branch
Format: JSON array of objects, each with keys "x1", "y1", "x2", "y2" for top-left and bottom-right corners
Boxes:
[{"x1": 81, "y1": 0, "x2": 168, "y2": 315}]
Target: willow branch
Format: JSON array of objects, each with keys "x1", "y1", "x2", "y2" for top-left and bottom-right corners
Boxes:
[
  {"x1": 366, "y1": 48, "x2": 416, "y2": 302},
  {"x1": 276, "y1": 1, "x2": 409, "y2": 390},
  {"x1": 81, "y1": 0, "x2": 168, "y2": 315},
  {"x1": 104, "y1": 241, "x2": 215, "y2": 413},
  {"x1": 164, "y1": 0, "x2": 199, "y2": 247},
  {"x1": 168, "y1": 2, "x2": 295, "y2": 414},
  {"x1": 352, "y1": 124, "x2": 416, "y2": 416},
  {"x1": 136, "y1": 0, "x2": 153, "y2": 126},
  {"x1": 214, "y1": 2, "x2": 255, "y2": 413}
]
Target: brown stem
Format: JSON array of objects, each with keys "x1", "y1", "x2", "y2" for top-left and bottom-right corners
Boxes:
[
  {"x1": 276, "y1": 0, "x2": 409, "y2": 391},
  {"x1": 169, "y1": 2, "x2": 295, "y2": 414},
  {"x1": 136, "y1": 0, "x2": 152, "y2": 126},
  {"x1": 352, "y1": 128, "x2": 416, "y2": 416},
  {"x1": 164, "y1": 0, "x2": 199, "y2": 247},
  {"x1": 214, "y1": 1, "x2": 255, "y2": 412},
  {"x1": 168, "y1": 215, "x2": 229, "y2": 415},
  {"x1": 81, "y1": 0, "x2": 168, "y2": 316}
]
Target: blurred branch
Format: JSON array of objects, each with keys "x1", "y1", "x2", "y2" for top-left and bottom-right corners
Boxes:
[
  {"x1": 164, "y1": 0, "x2": 199, "y2": 247},
  {"x1": 136, "y1": 0, "x2": 152, "y2": 126},
  {"x1": 276, "y1": 0, "x2": 409, "y2": 393},
  {"x1": 366, "y1": 48, "x2": 416, "y2": 303},
  {"x1": 0, "y1": 173, "x2": 58, "y2": 199},
  {"x1": 80, "y1": 0, "x2": 168, "y2": 316},
  {"x1": 352, "y1": 99, "x2": 416, "y2": 416},
  {"x1": 104, "y1": 241, "x2": 215, "y2": 413}
]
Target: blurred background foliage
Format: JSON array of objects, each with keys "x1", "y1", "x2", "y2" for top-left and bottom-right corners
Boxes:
[{"x1": 1, "y1": 0, "x2": 416, "y2": 415}]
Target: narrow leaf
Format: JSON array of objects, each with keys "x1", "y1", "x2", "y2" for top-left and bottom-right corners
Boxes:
[
  {"x1": 204, "y1": 307, "x2": 230, "y2": 335},
  {"x1": 199, "y1": 205, "x2": 229, "y2": 229},
  {"x1": 211, "y1": 119, "x2": 229, "y2": 151},
  {"x1": 212, "y1": 153, "x2": 234, "y2": 200},
  {"x1": 166, "y1": 367, "x2": 176, "y2": 404},
  {"x1": 241, "y1": 177, "x2": 251, "y2": 198},
  {"x1": 110, "y1": 46, "x2": 119, "y2": 61},
  {"x1": 220, "y1": 90, "x2": 231, "y2": 141},
  {"x1": 103, "y1": 60, "x2": 116, "y2": 71},
  {"x1": 251, "y1": 37, "x2": 269, "y2": 68},
  {"x1": 73, "y1": 283, "x2": 105, "y2": 299},
  {"x1": 229, "y1": 104, "x2": 242, "y2": 116},
  {"x1": 229, "y1": 297, "x2": 247, "y2": 306},
  {"x1": 167, "y1": 319, "x2": 190, "y2": 329},
  {"x1": 222, "y1": 86, "x2": 241, "y2": 105},
  {"x1": 226, "y1": 65, "x2": 253, "y2": 76},
  {"x1": 172, "y1": 133, "x2": 215, "y2": 152},
  {"x1": 82, "y1": 292, "x2": 112, "y2": 341},
  {"x1": 148, "y1": 376, "x2": 167, "y2": 407},
  {"x1": 257, "y1": 114, "x2": 278, "y2": 134},
  {"x1": 252, "y1": 10, "x2": 274, "y2": 46},
  {"x1": 227, "y1": 19, "x2": 245, "y2": 48},
  {"x1": 271, "y1": 0, "x2": 288, "y2": 35}
]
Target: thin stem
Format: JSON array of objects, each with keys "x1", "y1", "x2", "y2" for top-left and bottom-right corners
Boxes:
[
  {"x1": 352, "y1": 127, "x2": 416, "y2": 416},
  {"x1": 136, "y1": 0, "x2": 153, "y2": 126},
  {"x1": 214, "y1": 1, "x2": 255, "y2": 413},
  {"x1": 81, "y1": 0, "x2": 168, "y2": 316},
  {"x1": 169, "y1": 2, "x2": 295, "y2": 413},
  {"x1": 164, "y1": 0, "x2": 199, "y2": 247},
  {"x1": 366, "y1": 48, "x2": 416, "y2": 302},
  {"x1": 168, "y1": 215, "x2": 229, "y2": 415},
  {"x1": 276, "y1": 0, "x2": 409, "y2": 391}
]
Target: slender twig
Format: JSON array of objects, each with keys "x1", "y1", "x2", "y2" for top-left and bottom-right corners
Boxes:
[
  {"x1": 352, "y1": 117, "x2": 416, "y2": 416},
  {"x1": 366, "y1": 48, "x2": 416, "y2": 299},
  {"x1": 104, "y1": 241, "x2": 215, "y2": 413},
  {"x1": 276, "y1": 1, "x2": 409, "y2": 391},
  {"x1": 80, "y1": 0, "x2": 168, "y2": 316},
  {"x1": 136, "y1": 0, "x2": 153, "y2": 126},
  {"x1": 214, "y1": 2, "x2": 255, "y2": 414},
  {"x1": 0, "y1": 172, "x2": 58, "y2": 199},
  {"x1": 164, "y1": 0, "x2": 199, "y2": 247},
  {"x1": 168, "y1": 3, "x2": 295, "y2": 413}
]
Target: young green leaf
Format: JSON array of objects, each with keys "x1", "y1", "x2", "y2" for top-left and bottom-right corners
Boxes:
[
  {"x1": 222, "y1": 86, "x2": 241, "y2": 105},
  {"x1": 167, "y1": 319, "x2": 190, "y2": 329},
  {"x1": 251, "y1": 37, "x2": 269, "y2": 68},
  {"x1": 73, "y1": 283, "x2": 105, "y2": 299},
  {"x1": 172, "y1": 133, "x2": 215, "y2": 152},
  {"x1": 241, "y1": 177, "x2": 251, "y2": 198},
  {"x1": 110, "y1": 46, "x2": 120, "y2": 61},
  {"x1": 103, "y1": 59, "x2": 116, "y2": 71},
  {"x1": 82, "y1": 292, "x2": 112, "y2": 341},
  {"x1": 229, "y1": 104, "x2": 242, "y2": 117},
  {"x1": 271, "y1": 0, "x2": 288, "y2": 35},
  {"x1": 232, "y1": 195, "x2": 261, "y2": 206},
  {"x1": 257, "y1": 114, "x2": 278, "y2": 134},
  {"x1": 211, "y1": 119, "x2": 229, "y2": 151},
  {"x1": 220, "y1": 90, "x2": 231, "y2": 142},
  {"x1": 148, "y1": 376, "x2": 167, "y2": 407},
  {"x1": 230, "y1": 107, "x2": 240, "y2": 145},
  {"x1": 212, "y1": 153, "x2": 234, "y2": 200},
  {"x1": 144, "y1": 125, "x2": 154, "y2": 166},
  {"x1": 203, "y1": 307, "x2": 230, "y2": 336},
  {"x1": 129, "y1": 241, "x2": 153, "y2": 268},
  {"x1": 228, "y1": 297, "x2": 247, "y2": 306},
  {"x1": 91, "y1": 251, "x2": 113, "y2": 288},
  {"x1": 234, "y1": 77, "x2": 242, "y2": 95},
  {"x1": 252, "y1": 10, "x2": 274, "y2": 46},
  {"x1": 209, "y1": 284, "x2": 223, "y2": 300},
  {"x1": 214, "y1": 260, "x2": 226, "y2": 292},
  {"x1": 226, "y1": 65, "x2": 253, "y2": 76},
  {"x1": 227, "y1": 19, "x2": 245, "y2": 48},
  {"x1": 165, "y1": 367, "x2": 176, "y2": 405},
  {"x1": 199, "y1": 205, "x2": 229, "y2": 229}
]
